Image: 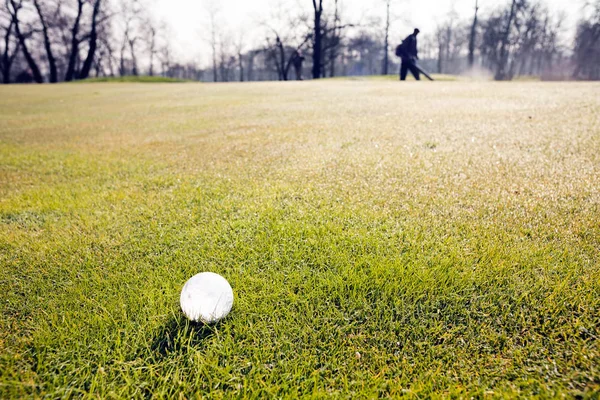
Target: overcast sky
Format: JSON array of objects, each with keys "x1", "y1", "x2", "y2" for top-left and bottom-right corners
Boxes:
[{"x1": 152, "y1": 0, "x2": 583, "y2": 65}]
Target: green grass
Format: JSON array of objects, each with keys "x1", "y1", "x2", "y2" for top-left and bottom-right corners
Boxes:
[
  {"x1": 0, "y1": 80, "x2": 599, "y2": 398},
  {"x1": 80, "y1": 75, "x2": 191, "y2": 83}
]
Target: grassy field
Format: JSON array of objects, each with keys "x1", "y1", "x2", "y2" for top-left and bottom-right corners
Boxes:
[
  {"x1": 80, "y1": 76, "x2": 191, "y2": 83},
  {"x1": 331, "y1": 73, "x2": 460, "y2": 81},
  {"x1": 0, "y1": 80, "x2": 599, "y2": 398}
]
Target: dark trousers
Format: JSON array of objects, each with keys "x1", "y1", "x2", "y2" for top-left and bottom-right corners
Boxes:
[{"x1": 400, "y1": 59, "x2": 420, "y2": 81}]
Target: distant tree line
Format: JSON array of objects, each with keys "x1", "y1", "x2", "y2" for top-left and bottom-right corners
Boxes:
[
  {"x1": 430, "y1": 0, "x2": 599, "y2": 81},
  {"x1": 0, "y1": 0, "x2": 170, "y2": 83},
  {"x1": 1, "y1": 0, "x2": 599, "y2": 84},
  {"x1": 573, "y1": 0, "x2": 600, "y2": 79}
]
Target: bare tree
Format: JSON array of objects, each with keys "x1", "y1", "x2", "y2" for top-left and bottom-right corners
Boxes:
[
  {"x1": 149, "y1": 26, "x2": 156, "y2": 76},
  {"x1": 159, "y1": 42, "x2": 171, "y2": 77},
  {"x1": 573, "y1": 0, "x2": 600, "y2": 80},
  {"x1": 382, "y1": 0, "x2": 392, "y2": 75},
  {"x1": 204, "y1": 0, "x2": 220, "y2": 82},
  {"x1": 93, "y1": 38, "x2": 108, "y2": 76},
  {"x1": 495, "y1": 0, "x2": 518, "y2": 80},
  {"x1": 327, "y1": 0, "x2": 341, "y2": 77},
  {"x1": 99, "y1": 33, "x2": 115, "y2": 76},
  {"x1": 265, "y1": 35, "x2": 284, "y2": 80},
  {"x1": 117, "y1": 0, "x2": 143, "y2": 76},
  {"x1": 218, "y1": 33, "x2": 235, "y2": 81},
  {"x1": 434, "y1": 25, "x2": 445, "y2": 73},
  {"x1": 310, "y1": 0, "x2": 353, "y2": 78},
  {"x1": 265, "y1": 29, "x2": 311, "y2": 81},
  {"x1": 119, "y1": 26, "x2": 128, "y2": 74},
  {"x1": 127, "y1": 30, "x2": 139, "y2": 75},
  {"x1": 8, "y1": 0, "x2": 44, "y2": 83},
  {"x1": 64, "y1": 0, "x2": 84, "y2": 81},
  {"x1": 468, "y1": 0, "x2": 479, "y2": 68},
  {"x1": 32, "y1": 0, "x2": 58, "y2": 82},
  {"x1": 262, "y1": 1, "x2": 312, "y2": 81},
  {"x1": 234, "y1": 31, "x2": 245, "y2": 82},
  {"x1": 142, "y1": 17, "x2": 160, "y2": 76},
  {"x1": 1, "y1": 3, "x2": 20, "y2": 83},
  {"x1": 475, "y1": 0, "x2": 565, "y2": 80},
  {"x1": 79, "y1": 0, "x2": 102, "y2": 80},
  {"x1": 245, "y1": 49, "x2": 262, "y2": 81},
  {"x1": 311, "y1": 0, "x2": 324, "y2": 79}
]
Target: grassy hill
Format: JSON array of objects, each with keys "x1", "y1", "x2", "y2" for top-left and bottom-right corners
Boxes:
[
  {"x1": 332, "y1": 73, "x2": 461, "y2": 81},
  {"x1": 80, "y1": 75, "x2": 191, "y2": 83},
  {"x1": 80, "y1": 73, "x2": 460, "y2": 84},
  {"x1": 0, "y1": 80, "x2": 598, "y2": 398}
]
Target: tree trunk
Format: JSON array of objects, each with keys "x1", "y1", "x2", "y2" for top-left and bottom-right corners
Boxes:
[
  {"x1": 276, "y1": 38, "x2": 287, "y2": 81},
  {"x1": 212, "y1": 53, "x2": 218, "y2": 82},
  {"x1": 79, "y1": 0, "x2": 102, "y2": 80},
  {"x1": 273, "y1": 48, "x2": 283, "y2": 81},
  {"x1": 211, "y1": 39, "x2": 218, "y2": 82},
  {"x1": 247, "y1": 53, "x2": 255, "y2": 81},
  {"x1": 311, "y1": 0, "x2": 323, "y2": 79},
  {"x1": 238, "y1": 53, "x2": 244, "y2": 82},
  {"x1": 119, "y1": 40, "x2": 127, "y2": 76},
  {"x1": 468, "y1": 0, "x2": 479, "y2": 68},
  {"x1": 330, "y1": 0, "x2": 340, "y2": 77},
  {"x1": 33, "y1": 0, "x2": 58, "y2": 82},
  {"x1": 445, "y1": 26, "x2": 451, "y2": 72},
  {"x1": 129, "y1": 38, "x2": 138, "y2": 76},
  {"x1": 147, "y1": 26, "x2": 156, "y2": 76},
  {"x1": 9, "y1": 0, "x2": 43, "y2": 83},
  {"x1": 495, "y1": 0, "x2": 517, "y2": 81},
  {"x1": 101, "y1": 37, "x2": 115, "y2": 77},
  {"x1": 383, "y1": 0, "x2": 390, "y2": 75},
  {"x1": 94, "y1": 57, "x2": 102, "y2": 77},
  {"x1": 65, "y1": 0, "x2": 84, "y2": 82},
  {"x1": 161, "y1": 47, "x2": 170, "y2": 77},
  {"x1": 149, "y1": 34, "x2": 155, "y2": 76},
  {"x1": 2, "y1": 19, "x2": 20, "y2": 84},
  {"x1": 209, "y1": 10, "x2": 218, "y2": 82}
]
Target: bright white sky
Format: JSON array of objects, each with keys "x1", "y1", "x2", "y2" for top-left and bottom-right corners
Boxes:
[{"x1": 152, "y1": 0, "x2": 582, "y2": 65}]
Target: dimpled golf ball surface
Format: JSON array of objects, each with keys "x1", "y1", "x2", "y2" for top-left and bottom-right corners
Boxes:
[{"x1": 180, "y1": 272, "x2": 234, "y2": 323}]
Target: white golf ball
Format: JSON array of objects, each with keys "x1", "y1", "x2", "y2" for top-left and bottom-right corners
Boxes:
[{"x1": 180, "y1": 272, "x2": 234, "y2": 323}]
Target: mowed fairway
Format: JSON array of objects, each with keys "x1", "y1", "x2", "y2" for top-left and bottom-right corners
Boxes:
[{"x1": 1, "y1": 81, "x2": 599, "y2": 398}]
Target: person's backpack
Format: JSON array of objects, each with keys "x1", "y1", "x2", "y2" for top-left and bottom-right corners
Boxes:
[{"x1": 395, "y1": 42, "x2": 405, "y2": 57}]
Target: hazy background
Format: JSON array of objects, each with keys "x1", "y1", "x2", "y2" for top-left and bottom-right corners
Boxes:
[{"x1": 2, "y1": 0, "x2": 599, "y2": 83}]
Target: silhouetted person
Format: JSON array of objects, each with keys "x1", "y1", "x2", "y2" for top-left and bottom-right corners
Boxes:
[
  {"x1": 292, "y1": 50, "x2": 305, "y2": 81},
  {"x1": 399, "y1": 28, "x2": 421, "y2": 81}
]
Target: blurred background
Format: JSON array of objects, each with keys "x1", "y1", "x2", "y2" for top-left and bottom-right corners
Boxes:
[{"x1": 1, "y1": 0, "x2": 599, "y2": 83}]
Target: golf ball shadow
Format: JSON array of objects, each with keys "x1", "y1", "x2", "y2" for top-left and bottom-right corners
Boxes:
[{"x1": 150, "y1": 316, "x2": 217, "y2": 357}]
